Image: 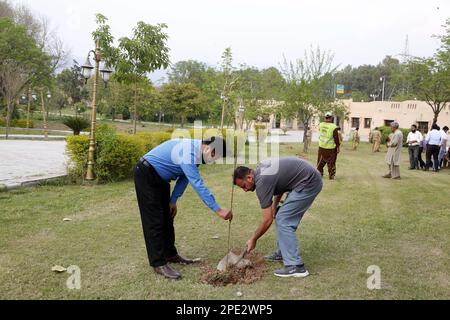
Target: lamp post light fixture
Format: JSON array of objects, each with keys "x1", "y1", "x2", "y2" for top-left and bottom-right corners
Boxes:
[
  {"x1": 370, "y1": 93, "x2": 380, "y2": 102},
  {"x1": 81, "y1": 40, "x2": 113, "y2": 181}
]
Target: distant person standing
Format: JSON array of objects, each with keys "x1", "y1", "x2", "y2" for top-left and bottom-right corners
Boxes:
[
  {"x1": 383, "y1": 122, "x2": 403, "y2": 180},
  {"x1": 317, "y1": 112, "x2": 341, "y2": 180},
  {"x1": 438, "y1": 126, "x2": 449, "y2": 169},
  {"x1": 352, "y1": 128, "x2": 360, "y2": 151},
  {"x1": 371, "y1": 127, "x2": 382, "y2": 153},
  {"x1": 425, "y1": 124, "x2": 443, "y2": 172},
  {"x1": 406, "y1": 124, "x2": 423, "y2": 170},
  {"x1": 418, "y1": 130, "x2": 427, "y2": 170}
]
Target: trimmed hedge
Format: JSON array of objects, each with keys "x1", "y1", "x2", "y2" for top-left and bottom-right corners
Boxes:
[
  {"x1": 379, "y1": 126, "x2": 409, "y2": 146},
  {"x1": 0, "y1": 118, "x2": 34, "y2": 128},
  {"x1": 66, "y1": 125, "x2": 247, "y2": 183},
  {"x1": 66, "y1": 125, "x2": 172, "y2": 183}
]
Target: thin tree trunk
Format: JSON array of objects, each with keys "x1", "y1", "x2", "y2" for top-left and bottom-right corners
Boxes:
[
  {"x1": 303, "y1": 119, "x2": 310, "y2": 154},
  {"x1": 133, "y1": 80, "x2": 138, "y2": 135},
  {"x1": 5, "y1": 102, "x2": 11, "y2": 140}
]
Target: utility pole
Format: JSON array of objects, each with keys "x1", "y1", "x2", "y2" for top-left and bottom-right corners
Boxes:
[{"x1": 380, "y1": 77, "x2": 386, "y2": 102}]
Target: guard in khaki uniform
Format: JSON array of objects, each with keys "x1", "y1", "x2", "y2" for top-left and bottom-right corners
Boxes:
[
  {"x1": 383, "y1": 122, "x2": 404, "y2": 180},
  {"x1": 317, "y1": 112, "x2": 341, "y2": 180},
  {"x1": 371, "y1": 128, "x2": 382, "y2": 153}
]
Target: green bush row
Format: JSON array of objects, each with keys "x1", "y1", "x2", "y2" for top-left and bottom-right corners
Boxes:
[
  {"x1": 66, "y1": 125, "x2": 172, "y2": 183},
  {"x1": 66, "y1": 125, "x2": 247, "y2": 183},
  {"x1": 379, "y1": 126, "x2": 409, "y2": 146},
  {"x1": 0, "y1": 118, "x2": 34, "y2": 128}
]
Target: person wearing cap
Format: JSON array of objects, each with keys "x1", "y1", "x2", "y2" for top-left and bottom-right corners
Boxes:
[
  {"x1": 383, "y1": 122, "x2": 404, "y2": 179},
  {"x1": 352, "y1": 127, "x2": 360, "y2": 151},
  {"x1": 317, "y1": 112, "x2": 341, "y2": 180},
  {"x1": 134, "y1": 136, "x2": 233, "y2": 280}
]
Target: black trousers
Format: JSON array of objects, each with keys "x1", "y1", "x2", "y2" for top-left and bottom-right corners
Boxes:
[
  {"x1": 134, "y1": 159, "x2": 177, "y2": 268},
  {"x1": 426, "y1": 144, "x2": 440, "y2": 171},
  {"x1": 418, "y1": 147, "x2": 426, "y2": 169}
]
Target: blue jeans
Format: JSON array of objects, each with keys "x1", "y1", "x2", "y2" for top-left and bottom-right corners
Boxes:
[
  {"x1": 438, "y1": 147, "x2": 447, "y2": 167},
  {"x1": 274, "y1": 181, "x2": 323, "y2": 267}
]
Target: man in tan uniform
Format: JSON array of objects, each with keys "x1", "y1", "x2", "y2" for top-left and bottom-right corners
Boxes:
[
  {"x1": 372, "y1": 127, "x2": 382, "y2": 153},
  {"x1": 352, "y1": 128, "x2": 360, "y2": 151},
  {"x1": 383, "y1": 122, "x2": 403, "y2": 180}
]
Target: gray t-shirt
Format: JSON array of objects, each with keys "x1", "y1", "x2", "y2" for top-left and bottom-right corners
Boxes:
[{"x1": 254, "y1": 157, "x2": 322, "y2": 209}]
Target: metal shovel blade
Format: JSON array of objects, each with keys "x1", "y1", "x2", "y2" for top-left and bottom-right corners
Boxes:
[{"x1": 216, "y1": 248, "x2": 251, "y2": 272}]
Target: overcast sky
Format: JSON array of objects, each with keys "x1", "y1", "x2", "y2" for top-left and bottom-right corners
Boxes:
[{"x1": 11, "y1": 0, "x2": 450, "y2": 81}]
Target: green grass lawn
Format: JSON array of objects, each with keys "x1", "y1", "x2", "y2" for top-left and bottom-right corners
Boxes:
[{"x1": 1, "y1": 143, "x2": 449, "y2": 299}]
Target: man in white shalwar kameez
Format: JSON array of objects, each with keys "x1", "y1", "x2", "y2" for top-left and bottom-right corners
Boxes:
[{"x1": 383, "y1": 122, "x2": 403, "y2": 180}]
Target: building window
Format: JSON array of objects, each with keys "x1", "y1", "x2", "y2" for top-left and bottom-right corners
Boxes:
[
  {"x1": 364, "y1": 118, "x2": 372, "y2": 129},
  {"x1": 384, "y1": 120, "x2": 394, "y2": 127},
  {"x1": 351, "y1": 118, "x2": 360, "y2": 128},
  {"x1": 418, "y1": 122, "x2": 428, "y2": 133}
]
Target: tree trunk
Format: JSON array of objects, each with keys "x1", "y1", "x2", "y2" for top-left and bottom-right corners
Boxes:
[
  {"x1": 133, "y1": 81, "x2": 138, "y2": 135},
  {"x1": 303, "y1": 119, "x2": 310, "y2": 154},
  {"x1": 433, "y1": 112, "x2": 438, "y2": 125},
  {"x1": 5, "y1": 102, "x2": 11, "y2": 140}
]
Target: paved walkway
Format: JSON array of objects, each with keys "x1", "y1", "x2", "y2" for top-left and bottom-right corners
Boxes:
[{"x1": 0, "y1": 140, "x2": 68, "y2": 188}]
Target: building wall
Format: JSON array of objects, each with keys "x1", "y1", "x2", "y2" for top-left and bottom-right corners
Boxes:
[
  {"x1": 245, "y1": 99, "x2": 450, "y2": 142},
  {"x1": 341, "y1": 99, "x2": 450, "y2": 140}
]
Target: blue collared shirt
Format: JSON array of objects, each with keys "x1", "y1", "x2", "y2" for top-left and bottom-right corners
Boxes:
[{"x1": 143, "y1": 139, "x2": 220, "y2": 213}]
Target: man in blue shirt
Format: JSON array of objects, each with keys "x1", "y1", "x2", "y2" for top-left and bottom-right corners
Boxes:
[{"x1": 134, "y1": 136, "x2": 232, "y2": 280}]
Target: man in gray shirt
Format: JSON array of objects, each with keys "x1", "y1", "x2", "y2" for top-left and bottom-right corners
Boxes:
[{"x1": 233, "y1": 157, "x2": 323, "y2": 278}]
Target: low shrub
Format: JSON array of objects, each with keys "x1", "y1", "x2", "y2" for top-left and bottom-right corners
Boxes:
[
  {"x1": 66, "y1": 125, "x2": 250, "y2": 183},
  {"x1": 0, "y1": 118, "x2": 34, "y2": 128},
  {"x1": 66, "y1": 125, "x2": 172, "y2": 183},
  {"x1": 379, "y1": 126, "x2": 409, "y2": 146},
  {"x1": 63, "y1": 117, "x2": 90, "y2": 135}
]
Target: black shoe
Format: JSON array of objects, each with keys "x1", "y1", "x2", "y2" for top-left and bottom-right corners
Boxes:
[
  {"x1": 166, "y1": 254, "x2": 194, "y2": 265},
  {"x1": 154, "y1": 264, "x2": 182, "y2": 280},
  {"x1": 274, "y1": 265, "x2": 309, "y2": 278}
]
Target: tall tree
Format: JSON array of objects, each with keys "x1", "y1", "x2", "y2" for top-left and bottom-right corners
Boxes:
[
  {"x1": 406, "y1": 19, "x2": 450, "y2": 124},
  {"x1": 220, "y1": 47, "x2": 239, "y2": 130},
  {"x1": 0, "y1": 17, "x2": 51, "y2": 138},
  {"x1": 280, "y1": 46, "x2": 347, "y2": 152},
  {"x1": 161, "y1": 83, "x2": 208, "y2": 127},
  {"x1": 56, "y1": 61, "x2": 88, "y2": 105},
  {"x1": 114, "y1": 20, "x2": 170, "y2": 134}
]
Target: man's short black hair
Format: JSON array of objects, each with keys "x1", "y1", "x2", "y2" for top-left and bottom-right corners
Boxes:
[
  {"x1": 443, "y1": 126, "x2": 449, "y2": 131},
  {"x1": 411, "y1": 124, "x2": 417, "y2": 129},
  {"x1": 432, "y1": 123, "x2": 440, "y2": 131},
  {"x1": 202, "y1": 136, "x2": 227, "y2": 158},
  {"x1": 233, "y1": 166, "x2": 252, "y2": 185}
]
